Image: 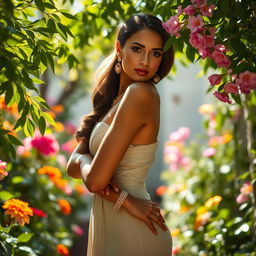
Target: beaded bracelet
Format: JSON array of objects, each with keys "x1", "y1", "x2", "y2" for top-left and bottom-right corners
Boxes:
[{"x1": 113, "y1": 190, "x2": 128, "y2": 211}]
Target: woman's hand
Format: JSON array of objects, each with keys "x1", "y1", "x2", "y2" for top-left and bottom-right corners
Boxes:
[
  {"x1": 123, "y1": 196, "x2": 168, "y2": 235},
  {"x1": 101, "y1": 179, "x2": 120, "y2": 196}
]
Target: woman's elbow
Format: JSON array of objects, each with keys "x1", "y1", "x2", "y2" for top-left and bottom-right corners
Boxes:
[
  {"x1": 85, "y1": 179, "x2": 103, "y2": 193},
  {"x1": 66, "y1": 164, "x2": 81, "y2": 179}
]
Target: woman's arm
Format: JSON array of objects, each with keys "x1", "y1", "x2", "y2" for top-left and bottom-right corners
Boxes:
[
  {"x1": 84, "y1": 82, "x2": 157, "y2": 192},
  {"x1": 66, "y1": 142, "x2": 92, "y2": 179}
]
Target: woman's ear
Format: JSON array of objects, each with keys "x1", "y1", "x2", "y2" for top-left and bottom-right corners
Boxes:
[{"x1": 115, "y1": 40, "x2": 122, "y2": 58}]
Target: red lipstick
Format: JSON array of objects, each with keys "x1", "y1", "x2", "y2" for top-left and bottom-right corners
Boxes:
[{"x1": 135, "y1": 69, "x2": 149, "y2": 76}]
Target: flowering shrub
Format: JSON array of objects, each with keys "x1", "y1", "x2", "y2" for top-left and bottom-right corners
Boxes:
[
  {"x1": 158, "y1": 103, "x2": 255, "y2": 255},
  {"x1": 161, "y1": 0, "x2": 256, "y2": 104},
  {"x1": 0, "y1": 103, "x2": 90, "y2": 255}
]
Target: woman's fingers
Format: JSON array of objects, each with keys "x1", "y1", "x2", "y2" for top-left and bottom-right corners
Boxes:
[
  {"x1": 149, "y1": 212, "x2": 168, "y2": 232},
  {"x1": 144, "y1": 217, "x2": 158, "y2": 235},
  {"x1": 110, "y1": 180, "x2": 119, "y2": 192},
  {"x1": 101, "y1": 184, "x2": 110, "y2": 195}
]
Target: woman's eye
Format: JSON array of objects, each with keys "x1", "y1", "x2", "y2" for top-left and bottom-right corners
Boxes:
[
  {"x1": 131, "y1": 46, "x2": 141, "y2": 52},
  {"x1": 152, "y1": 51, "x2": 162, "y2": 57}
]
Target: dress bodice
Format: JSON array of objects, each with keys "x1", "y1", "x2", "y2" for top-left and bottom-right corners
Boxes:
[{"x1": 89, "y1": 122, "x2": 158, "y2": 199}]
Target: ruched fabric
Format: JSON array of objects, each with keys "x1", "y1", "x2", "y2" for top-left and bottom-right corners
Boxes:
[{"x1": 87, "y1": 122, "x2": 172, "y2": 256}]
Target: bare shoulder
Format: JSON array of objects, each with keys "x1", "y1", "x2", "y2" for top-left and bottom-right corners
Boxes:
[{"x1": 124, "y1": 82, "x2": 160, "y2": 106}]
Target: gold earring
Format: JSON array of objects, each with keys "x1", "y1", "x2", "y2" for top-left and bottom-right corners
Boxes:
[
  {"x1": 153, "y1": 73, "x2": 160, "y2": 84},
  {"x1": 115, "y1": 57, "x2": 122, "y2": 74}
]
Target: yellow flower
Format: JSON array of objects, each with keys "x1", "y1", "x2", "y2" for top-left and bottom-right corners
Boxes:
[
  {"x1": 171, "y1": 228, "x2": 181, "y2": 237},
  {"x1": 2, "y1": 199, "x2": 33, "y2": 226},
  {"x1": 54, "y1": 122, "x2": 65, "y2": 132},
  {"x1": 205, "y1": 195, "x2": 222, "y2": 208},
  {"x1": 198, "y1": 104, "x2": 214, "y2": 115},
  {"x1": 223, "y1": 134, "x2": 232, "y2": 143},
  {"x1": 179, "y1": 205, "x2": 190, "y2": 214}
]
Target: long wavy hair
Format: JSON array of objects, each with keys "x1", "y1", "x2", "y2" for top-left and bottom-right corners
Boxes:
[{"x1": 76, "y1": 13, "x2": 174, "y2": 153}]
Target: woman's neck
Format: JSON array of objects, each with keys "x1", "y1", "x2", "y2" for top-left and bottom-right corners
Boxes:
[{"x1": 118, "y1": 72, "x2": 134, "y2": 96}]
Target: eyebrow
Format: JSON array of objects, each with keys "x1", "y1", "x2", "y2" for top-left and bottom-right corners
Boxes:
[{"x1": 131, "y1": 42, "x2": 163, "y2": 51}]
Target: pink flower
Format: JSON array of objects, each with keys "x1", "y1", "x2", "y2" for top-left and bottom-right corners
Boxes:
[
  {"x1": 177, "y1": 5, "x2": 182, "y2": 16},
  {"x1": 187, "y1": 15, "x2": 204, "y2": 33},
  {"x1": 71, "y1": 224, "x2": 84, "y2": 236},
  {"x1": 236, "y1": 193, "x2": 248, "y2": 204},
  {"x1": 65, "y1": 122, "x2": 77, "y2": 135},
  {"x1": 202, "y1": 147, "x2": 216, "y2": 157},
  {"x1": 162, "y1": 15, "x2": 182, "y2": 37},
  {"x1": 191, "y1": 0, "x2": 203, "y2": 4},
  {"x1": 200, "y1": 4, "x2": 215, "y2": 17},
  {"x1": 0, "y1": 160, "x2": 7, "y2": 170},
  {"x1": 31, "y1": 134, "x2": 59, "y2": 156},
  {"x1": 169, "y1": 127, "x2": 190, "y2": 143},
  {"x1": 208, "y1": 27, "x2": 216, "y2": 35},
  {"x1": 204, "y1": 35, "x2": 215, "y2": 48},
  {"x1": 208, "y1": 74, "x2": 222, "y2": 86},
  {"x1": 215, "y1": 44, "x2": 229, "y2": 53},
  {"x1": 224, "y1": 83, "x2": 239, "y2": 95},
  {"x1": 236, "y1": 71, "x2": 256, "y2": 90},
  {"x1": 213, "y1": 91, "x2": 232, "y2": 104},
  {"x1": 184, "y1": 5, "x2": 196, "y2": 16},
  {"x1": 211, "y1": 50, "x2": 231, "y2": 68},
  {"x1": 240, "y1": 181, "x2": 253, "y2": 195},
  {"x1": 31, "y1": 207, "x2": 47, "y2": 217},
  {"x1": 189, "y1": 32, "x2": 205, "y2": 49},
  {"x1": 0, "y1": 160, "x2": 8, "y2": 180},
  {"x1": 198, "y1": 47, "x2": 210, "y2": 59}
]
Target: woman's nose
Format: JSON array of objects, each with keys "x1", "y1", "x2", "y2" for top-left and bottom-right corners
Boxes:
[{"x1": 140, "y1": 53, "x2": 149, "y2": 66}]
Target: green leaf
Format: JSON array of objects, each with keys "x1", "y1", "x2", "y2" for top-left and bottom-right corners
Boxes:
[
  {"x1": 35, "y1": 0, "x2": 45, "y2": 12},
  {"x1": 7, "y1": 134, "x2": 23, "y2": 146},
  {"x1": 61, "y1": 11, "x2": 77, "y2": 20},
  {"x1": 42, "y1": 112, "x2": 55, "y2": 126},
  {"x1": 46, "y1": 51, "x2": 55, "y2": 73},
  {"x1": 0, "y1": 191, "x2": 15, "y2": 201},
  {"x1": 164, "y1": 37, "x2": 174, "y2": 52},
  {"x1": 47, "y1": 19, "x2": 57, "y2": 32},
  {"x1": 18, "y1": 233, "x2": 34, "y2": 243},
  {"x1": 24, "y1": 119, "x2": 35, "y2": 137},
  {"x1": 4, "y1": 85, "x2": 14, "y2": 105},
  {"x1": 12, "y1": 176, "x2": 24, "y2": 184},
  {"x1": 231, "y1": 94, "x2": 241, "y2": 105},
  {"x1": 39, "y1": 116, "x2": 46, "y2": 135}
]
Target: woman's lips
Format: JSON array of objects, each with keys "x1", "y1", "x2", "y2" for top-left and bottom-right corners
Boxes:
[{"x1": 135, "y1": 69, "x2": 149, "y2": 76}]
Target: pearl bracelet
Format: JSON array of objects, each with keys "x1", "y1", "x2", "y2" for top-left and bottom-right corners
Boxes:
[{"x1": 113, "y1": 190, "x2": 128, "y2": 211}]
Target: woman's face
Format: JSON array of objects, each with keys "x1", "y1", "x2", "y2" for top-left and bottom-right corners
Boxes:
[{"x1": 117, "y1": 28, "x2": 163, "y2": 84}]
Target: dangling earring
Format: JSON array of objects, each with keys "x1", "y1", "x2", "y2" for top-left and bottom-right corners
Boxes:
[
  {"x1": 115, "y1": 57, "x2": 122, "y2": 74},
  {"x1": 153, "y1": 73, "x2": 160, "y2": 84}
]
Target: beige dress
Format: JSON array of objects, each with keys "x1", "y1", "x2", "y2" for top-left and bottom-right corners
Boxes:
[{"x1": 87, "y1": 121, "x2": 172, "y2": 256}]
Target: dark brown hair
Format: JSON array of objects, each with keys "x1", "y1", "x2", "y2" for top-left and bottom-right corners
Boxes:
[{"x1": 76, "y1": 13, "x2": 174, "y2": 153}]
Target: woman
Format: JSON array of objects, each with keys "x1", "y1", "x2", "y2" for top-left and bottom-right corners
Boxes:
[{"x1": 67, "y1": 13, "x2": 174, "y2": 256}]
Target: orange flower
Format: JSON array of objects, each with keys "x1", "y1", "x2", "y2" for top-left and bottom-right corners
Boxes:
[
  {"x1": 179, "y1": 205, "x2": 190, "y2": 214},
  {"x1": 57, "y1": 244, "x2": 69, "y2": 256},
  {"x1": 194, "y1": 208, "x2": 211, "y2": 231},
  {"x1": 57, "y1": 199, "x2": 71, "y2": 215},
  {"x1": 38, "y1": 166, "x2": 62, "y2": 180},
  {"x1": 75, "y1": 184, "x2": 89, "y2": 195},
  {"x1": 52, "y1": 105, "x2": 64, "y2": 113},
  {"x1": 223, "y1": 133, "x2": 232, "y2": 143},
  {"x1": 2, "y1": 199, "x2": 33, "y2": 226},
  {"x1": 156, "y1": 185, "x2": 168, "y2": 196},
  {"x1": 205, "y1": 195, "x2": 222, "y2": 208},
  {"x1": 52, "y1": 178, "x2": 68, "y2": 191}
]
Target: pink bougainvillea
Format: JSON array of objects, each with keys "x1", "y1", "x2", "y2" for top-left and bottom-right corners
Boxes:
[
  {"x1": 162, "y1": 1, "x2": 256, "y2": 104},
  {"x1": 31, "y1": 133, "x2": 59, "y2": 156}
]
